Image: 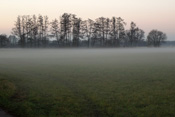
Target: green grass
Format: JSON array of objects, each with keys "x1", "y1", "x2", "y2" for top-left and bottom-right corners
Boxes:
[{"x1": 0, "y1": 48, "x2": 175, "y2": 116}]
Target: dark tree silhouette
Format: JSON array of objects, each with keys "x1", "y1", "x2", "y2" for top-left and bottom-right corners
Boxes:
[
  {"x1": 43, "y1": 16, "x2": 49, "y2": 47},
  {"x1": 96, "y1": 17, "x2": 106, "y2": 46},
  {"x1": 37, "y1": 15, "x2": 44, "y2": 47},
  {"x1": 147, "y1": 30, "x2": 167, "y2": 47},
  {"x1": 0, "y1": 34, "x2": 9, "y2": 47},
  {"x1": 135, "y1": 29, "x2": 145, "y2": 46},
  {"x1": 12, "y1": 16, "x2": 23, "y2": 47},
  {"x1": 50, "y1": 19, "x2": 60, "y2": 46},
  {"x1": 12, "y1": 16, "x2": 31, "y2": 47},
  {"x1": 91, "y1": 22, "x2": 101, "y2": 47},
  {"x1": 110, "y1": 17, "x2": 117, "y2": 46},
  {"x1": 12, "y1": 15, "x2": 49, "y2": 48},
  {"x1": 126, "y1": 22, "x2": 145, "y2": 46},
  {"x1": 109, "y1": 17, "x2": 126, "y2": 47},
  {"x1": 116, "y1": 17, "x2": 126, "y2": 46},
  {"x1": 104, "y1": 18, "x2": 110, "y2": 46},
  {"x1": 72, "y1": 15, "x2": 82, "y2": 47},
  {"x1": 60, "y1": 13, "x2": 72, "y2": 46},
  {"x1": 81, "y1": 19, "x2": 94, "y2": 47},
  {"x1": 127, "y1": 22, "x2": 137, "y2": 46},
  {"x1": 32, "y1": 15, "x2": 38, "y2": 47}
]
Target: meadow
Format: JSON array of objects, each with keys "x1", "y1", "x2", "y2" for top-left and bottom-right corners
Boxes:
[{"x1": 0, "y1": 48, "x2": 175, "y2": 117}]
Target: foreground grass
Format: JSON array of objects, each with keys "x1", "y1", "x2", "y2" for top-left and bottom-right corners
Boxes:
[{"x1": 0, "y1": 48, "x2": 175, "y2": 116}]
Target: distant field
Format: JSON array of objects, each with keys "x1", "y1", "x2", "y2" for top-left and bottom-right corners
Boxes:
[{"x1": 0, "y1": 48, "x2": 175, "y2": 117}]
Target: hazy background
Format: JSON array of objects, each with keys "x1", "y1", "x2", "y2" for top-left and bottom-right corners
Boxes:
[{"x1": 0, "y1": 0, "x2": 174, "y2": 40}]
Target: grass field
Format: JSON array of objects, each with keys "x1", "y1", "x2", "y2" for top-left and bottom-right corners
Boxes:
[{"x1": 0, "y1": 48, "x2": 175, "y2": 117}]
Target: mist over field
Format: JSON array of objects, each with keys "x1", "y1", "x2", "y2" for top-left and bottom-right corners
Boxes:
[
  {"x1": 1, "y1": 47, "x2": 175, "y2": 61},
  {"x1": 1, "y1": 48, "x2": 175, "y2": 116},
  {"x1": 1, "y1": 48, "x2": 175, "y2": 71}
]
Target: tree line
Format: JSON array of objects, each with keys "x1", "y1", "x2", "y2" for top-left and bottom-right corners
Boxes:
[{"x1": 0, "y1": 13, "x2": 167, "y2": 48}]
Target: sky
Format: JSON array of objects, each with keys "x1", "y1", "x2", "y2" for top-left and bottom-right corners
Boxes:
[{"x1": 0, "y1": 0, "x2": 174, "y2": 40}]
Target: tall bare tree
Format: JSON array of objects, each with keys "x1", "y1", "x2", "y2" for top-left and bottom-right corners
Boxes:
[
  {"x1": 81, "y1": 19, "x2": 94, "y2": 47},
  {"x1": 43, "y1": 16, "x2": 49, "y2": 47},
  {"x1": 37, "y1": 15, "x2": 44, "y2": 47},
  {"x1": 32, "y1": 15, "x2": 38, "y2": 47},
  {"x1": 126, "y1": 22, "x2": 139, "y2": 46},
  {"x1": 50, "y1": 19, "x2": 60, "y2": 46},
  {"x1": 110, "y1": 17, "x2": 117, "y2": 46},
  {"x1": 60, "y1": 13, "x2": 72, "y2": 46},
  {"x1": 12, "y1": 16, "x2": 27, "y2": 47},
  {"x1": 72, "y1": 15, "x2": 82, "y2": 47},
  {"x1": 135, "y1": 29, "x2": 145, "y2": 46},
  {"x1": 104, "y1": 18, "x2": 110, "y2": 46},
  {"x1": 96, "y1": 17, "x2": 106, "y2": 46},
  {"x1": 116, "y1": 17, "x2": 126, "y2": 46}
]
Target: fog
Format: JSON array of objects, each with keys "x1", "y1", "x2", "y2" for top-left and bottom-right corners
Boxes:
[
  {"x1": 1, "y1": 48, "x2": 175, "y2": 59},
  {"x1": 0, "y1": 48, "x2": 175, "y2": 67}
]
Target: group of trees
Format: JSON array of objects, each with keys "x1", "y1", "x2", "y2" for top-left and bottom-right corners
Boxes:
[
  {"x1": 0, "y1": 13, "x2": 167, "y2": 48},
  {"x1": 49, "y1": 13, "x2": 146, "y2": 47},
  {"x1": 12, "y1": 15, "x2": 49, "y2": 47}
]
